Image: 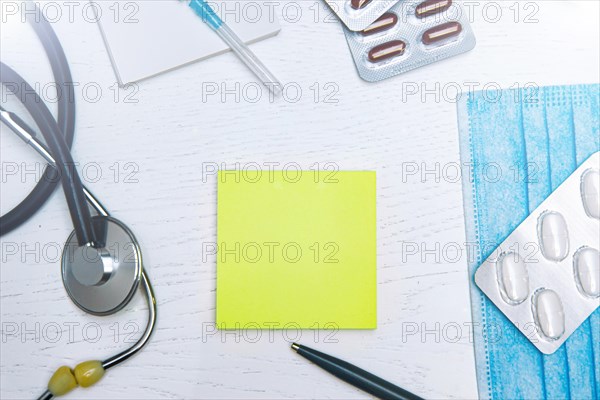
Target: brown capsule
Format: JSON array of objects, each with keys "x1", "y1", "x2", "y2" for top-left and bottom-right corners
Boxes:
[
  {"x1": 351, "y1": 0, "x2": 372, "y2": 10},
  {"x1": 368, "y1": 40, "x2": 406, "y2": 63},
  {"x1": 360, "y1": 13, "x2": 398, "y2": 36},
  {"x1": 422, "y1": 21, "x2": 462, "y2": 45},
  {"x1": 416, "y1": 0, "x2": 452, "y2": 18}
]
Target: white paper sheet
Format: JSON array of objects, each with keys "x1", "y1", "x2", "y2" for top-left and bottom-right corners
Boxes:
[{"x1": 95, "y1": 0, "x2": 280, "y2": 84}]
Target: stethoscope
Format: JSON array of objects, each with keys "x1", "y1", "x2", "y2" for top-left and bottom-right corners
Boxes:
[{"x1": 0, "y1": 6, "x2": 156, "y2": 400}]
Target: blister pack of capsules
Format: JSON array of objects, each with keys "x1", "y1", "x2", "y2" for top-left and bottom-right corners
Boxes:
[
  {"x1": 342, "y1": 0, "x2": 475, "y2": 82},
  {"x1": 324, "y1": 0, "x2": 399, "y2": 31},
  {"x1": 475, "y1": 152, "x2": 600, "y2": 354}
]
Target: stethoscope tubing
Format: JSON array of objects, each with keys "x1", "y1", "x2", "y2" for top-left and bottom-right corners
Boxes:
[
  {"x1": 1, "y1": 4, "x2": 158, "y2": 398},
  {"x1": 3, "y1": 90, "x2": 158, "y2": 400},
  {"x1": 36, "y1": 268, "x2": 157, "y2": 400},
  {"x1": 0, "y1": 5, "x2": 76, "y2": 238},
  {"x1": 0, "y1": 62, "x2": 96, "y2": 246},
  {"x1": 0, "y1": 109, "x2": 109, "y2": 218}
]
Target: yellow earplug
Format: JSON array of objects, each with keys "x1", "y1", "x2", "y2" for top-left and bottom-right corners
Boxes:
[
  {"x1": 48, "y1": 366, "x2": 77, "y2": 396},
  {"x1": 47, "y1": 361, "x2": 105, "y2": 396},
  {"x1": 74, "y1": 360, "x2": 105, "y2": 388}
]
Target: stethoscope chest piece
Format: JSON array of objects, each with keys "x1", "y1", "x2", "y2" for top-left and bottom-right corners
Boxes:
[{"x1": 61, "y1": 216, "x2": 142, "y2": 316}]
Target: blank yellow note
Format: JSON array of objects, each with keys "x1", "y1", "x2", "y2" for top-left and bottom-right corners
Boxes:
[{"x1": 216, "y1": 170, "x2": 376, "y2": 329}]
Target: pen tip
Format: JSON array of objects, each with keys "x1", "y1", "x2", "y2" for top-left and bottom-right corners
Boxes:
[{"x1": 291, "y1": 343, "x2": 300, "y2": 351}]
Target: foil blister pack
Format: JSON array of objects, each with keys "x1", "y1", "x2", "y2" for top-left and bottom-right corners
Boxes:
[
  {"x1": 324, "y1": 0, "x2": 399, "y2": 31},
  {"x1": 475, "y1": 152, "x2": 600, "y2": 354},
  {"x1": 342, "y1": 0, "x2": 475, "y2": 82}
]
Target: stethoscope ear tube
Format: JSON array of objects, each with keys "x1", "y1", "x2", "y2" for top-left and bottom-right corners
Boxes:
[
  {"x1": 0, "y1": 6, "x2": 76, "y2": 238},
  {"x1": 1, "y1": 63, "x2": 97, "y2": 246}
]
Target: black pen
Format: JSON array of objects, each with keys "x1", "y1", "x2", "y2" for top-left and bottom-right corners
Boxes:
[{"x1": 291, "y1": 343, "x2": 424, "y2": 400}]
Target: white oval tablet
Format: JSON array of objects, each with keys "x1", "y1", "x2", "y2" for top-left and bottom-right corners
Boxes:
[
  {"x1": 538, "y1": 211, "x2": 569, "y2": 261},
  {"x1": 533, "y1": 289, "x2": 565, "y2": 340},
  {"x1": 581, "y1": 169, "x2": 600, "y2": 219},
  {"x1": 574, "y1": 247, "x2": 600, "y2": 298},
  {"x1": 497, "y1": 252, "x2": 529, "y2": 304}
]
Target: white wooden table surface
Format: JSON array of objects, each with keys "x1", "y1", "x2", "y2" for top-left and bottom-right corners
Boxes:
[{"x1": 1, "y1": 1, "x2": 598, "y2": 399}]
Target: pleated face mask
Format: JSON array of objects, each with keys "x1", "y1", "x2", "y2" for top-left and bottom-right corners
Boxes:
[{"x1": 458, "y1": 83, "x2": 600, "y2": 399}]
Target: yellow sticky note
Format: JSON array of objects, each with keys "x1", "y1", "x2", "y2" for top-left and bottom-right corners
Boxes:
[{"x1": 217, "y1": 170, "x2": 376, "y2": 329}]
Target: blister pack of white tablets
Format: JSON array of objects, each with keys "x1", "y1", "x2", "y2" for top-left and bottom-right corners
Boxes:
[
  {"x1": 475, "y1": 152, "x2": 600, "y2": 354},
  {"x1": 342, "y1": 0, "x2": 475, "y2": 82},
  {"x1": 324, "y1": 0, "x2": 399, "y2": 31}
]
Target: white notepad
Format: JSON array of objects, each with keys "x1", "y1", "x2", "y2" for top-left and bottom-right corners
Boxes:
[{"x1": 95, "y1": 0, "x2": 281, "y2": 84}]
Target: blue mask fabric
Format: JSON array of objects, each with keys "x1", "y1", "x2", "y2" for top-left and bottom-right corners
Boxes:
[{"x1": 457, "y1": 83, "x2": 600, "y2": 400}]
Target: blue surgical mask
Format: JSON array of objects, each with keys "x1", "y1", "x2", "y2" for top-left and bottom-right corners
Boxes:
[{"x1": 458, "y1": 83, "x2": 599, "y2": 399}]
